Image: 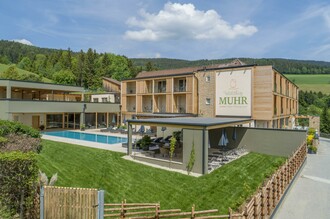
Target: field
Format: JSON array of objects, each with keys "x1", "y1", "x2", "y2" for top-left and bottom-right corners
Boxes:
[
  {"x1": 0, "y1": 63, "x2": 52, "y2": 83},
  {"x1": 285, "y1": 74, "x2": 330, "y2": 94},
  {"x1": 37, "y1": 140, "x2": 285, "y2": 213}
]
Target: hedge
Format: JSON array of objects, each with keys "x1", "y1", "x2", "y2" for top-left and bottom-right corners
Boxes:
[
  {"x1": 0, "y1": 151, "x2": 38, "y2": 218},
  {"x1": 0, "y1": 120, "x2": 40, "y2": 138}
]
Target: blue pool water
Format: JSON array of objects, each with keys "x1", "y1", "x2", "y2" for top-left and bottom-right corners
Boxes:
[{"x1": 42, "y1": 131, "x2": 127, "y2": 145}]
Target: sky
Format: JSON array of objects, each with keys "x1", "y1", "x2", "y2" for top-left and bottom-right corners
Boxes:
[{"x1": 1, "y1": 0, "x2": 330, "y2": 61}]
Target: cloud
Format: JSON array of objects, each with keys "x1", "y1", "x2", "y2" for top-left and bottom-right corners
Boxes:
[
  {"x1": 124, "y1": 2, "x2": 258, "y2": 41},
  {"x1": 13, "y1": 39, "x2": 33, "y2": 46}
]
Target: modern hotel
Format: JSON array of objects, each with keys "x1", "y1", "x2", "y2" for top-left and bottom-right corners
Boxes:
[
  {"x1": 0, "y1": 79, "x2": 120, "y2": 130},
  {"x1": 121, "y1": 59, "x2": 299, "y2": 129}
]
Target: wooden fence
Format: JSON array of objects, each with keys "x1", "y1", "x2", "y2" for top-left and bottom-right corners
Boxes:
[
  {"x1": 103, "y1": 143, "x2": 307, "y2": 219},
  {"x1": 42, "y1": 186, "x2": 98, "y2": 219},
  {"x1": 103, "y1": 201, "x2": 243, "y2": 219},
  {"x1": 239, "y1": 142, "x2": 307, "y2": 218}
]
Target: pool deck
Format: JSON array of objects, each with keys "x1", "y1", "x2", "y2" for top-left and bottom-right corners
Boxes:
[{"x1": 41, "y1": 129, "x2": 135, "y2": 153}]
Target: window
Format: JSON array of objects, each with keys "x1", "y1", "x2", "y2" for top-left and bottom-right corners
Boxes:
[
  {"x1": 206, "y1": 76, "x2": 211, "y2": 82},
  {"x1": 101, "y1": 97, "x2": 108, "y2": 102},
  {"x1": 157, "y1": 81, "x2": 166, "y2": 92},
  {"x1": 178, "y1": 79, "x2": 186, "y2": 91},
  {"x1": 93, "y1": 98, "x2": 99, "y2": 102},
  {"x1": 206, "y1": 98, "x2": 211, "y2": 105}
]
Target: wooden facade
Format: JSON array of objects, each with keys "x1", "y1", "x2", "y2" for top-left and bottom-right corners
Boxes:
[
  {"x1": 121, "y1": 61, "x2": 299, "y2": 128},
  {"x1": 102, "y1": 77, "x2": 121, "y2": 93},
  {"x1": 121, "y1": 75, "x2": 198, "y2": 118}
]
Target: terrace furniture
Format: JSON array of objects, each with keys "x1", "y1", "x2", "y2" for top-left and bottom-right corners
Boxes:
[{"x1": 100, "y1": 126, "x2": 114, "y2": 132}]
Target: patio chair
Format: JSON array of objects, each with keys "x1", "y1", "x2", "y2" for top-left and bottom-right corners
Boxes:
[
  {"x1": 162, "y1": 135, "x2": 172, "y2": 143},
  {"x1": 100, "y1": 126, "x2": 113, "y2": 132},
  {"x1": 150, "y1": 137, "x2": 163, "y2": 146}
]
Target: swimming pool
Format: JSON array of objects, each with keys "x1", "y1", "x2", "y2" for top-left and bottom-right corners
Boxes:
[{"x1": 42, "y1": 131, "x2": 127, "y2": 145}]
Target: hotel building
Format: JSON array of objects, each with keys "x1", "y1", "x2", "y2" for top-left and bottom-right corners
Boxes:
[
  {"x1": 0, "y1": 79, "x2": 120, "y2": 129},
  {"x1": 121, "y1": 59, "x2": 299, "y2": 129}
]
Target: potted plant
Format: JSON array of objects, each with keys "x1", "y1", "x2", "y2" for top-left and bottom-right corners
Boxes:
[
  {"x1": 308, "y1": 145, "x2": 317, "y2": 154},
  {"x1": 39, "y1": 124, "x2": 45, "y2": 131},
  {"x1": 140, "y1": 135, "x2": 152, "y2": 151},
  {"x1": 80, "y1": 124, "x2": 85, "y2": 131}
]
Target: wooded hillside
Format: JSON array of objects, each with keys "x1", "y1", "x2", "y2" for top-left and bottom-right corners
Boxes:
[
  {"x1": 1, "y1": 40, "x2": 330, "y2": 91},
  {"x1": 131, "y1": 58, "x2": 330, "y2": 74}
]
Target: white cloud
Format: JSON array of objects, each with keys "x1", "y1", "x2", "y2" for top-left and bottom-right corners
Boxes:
[
  {"x1": 124, "y1": 2, "x2": 258, "y2": 41},
  {"x1": 13, "y1": 39, "x2": 33, "y2": 46},
  {"x1": 155, "y1": 52, "x2": 161, "y2": 58}
]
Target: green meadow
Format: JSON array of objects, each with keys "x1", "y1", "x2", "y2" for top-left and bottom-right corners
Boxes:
[
  {"x1": 285, "y1": 74, "x2": 330, "y2": 94},
  {"x1": 0, "y1": 63, "x2": 52, "y2": 83},
  {"x1": 37, "y1": 140, "x2": 285, "y2": 213}
]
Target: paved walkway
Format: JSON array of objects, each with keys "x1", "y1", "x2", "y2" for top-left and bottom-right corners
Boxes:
[{"x1": 273, "y1": 137, "x2": 330, "y2": 219}]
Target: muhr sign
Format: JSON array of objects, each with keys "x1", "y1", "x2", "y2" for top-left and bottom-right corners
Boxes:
[
  {"x1": 219, "y1": 96, "x2": 248, "y2": 105},
  {"x1": 215, "y1": 69, "x2": 251, "y2": 116}
]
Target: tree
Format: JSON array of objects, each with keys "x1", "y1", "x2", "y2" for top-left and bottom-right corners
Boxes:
[
  {"x1": 75, "y1": 50, "x2": 85, "y2": 86},
  {"x1": 320, "y1": 106, "x2": 330, "y2": 133},
  {"x1": 52, "y1": 69, "x2": 76, "y2": 85},
  {"x1": 0, "y1": 65, "x2": 19, "y2": 79},
  {"x1": 145, "y1": 61, "x2": 157, "y2": 71},
  {"x1": 17, "y1": 57, "x2": 32, "y2": 71},
  {"x1": 83, "y1": 48, "x2": 96, "y2": 89}
]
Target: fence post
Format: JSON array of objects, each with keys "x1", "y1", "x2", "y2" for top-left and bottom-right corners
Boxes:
[
  {"x1": 97, "y1": 190, "x2": 104, "y2": 219},
  {"x1": 40, "y1": 186, "x2": 44, "y2": 219}
]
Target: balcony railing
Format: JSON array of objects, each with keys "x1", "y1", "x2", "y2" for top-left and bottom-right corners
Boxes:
[
  {"x1": 143, "y1": 106, "x2": 152, "y2": 113},
  {"x1": 178, "y1": 107, "x2": 186, "y2": 113},
  {"x1": 127, "y1": 89, "x2": 136, "y2": 94},
  {"x1": 154, "y1": 86, "x2": 166, "y2": 93},
  {"x1": 174, "y1": 86, "x2": 186, "y2": 92},
  {"x1": 126, "y1": 106, "x2": 136, "y2": 112}
]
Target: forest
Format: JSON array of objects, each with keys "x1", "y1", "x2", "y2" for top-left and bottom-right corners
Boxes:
[
  {"x1": 0, "y1": 40, "x2": 141, "y2": 90},
  {"x1": 299, "y1": 91, "x2": 330, "y2": 134}
]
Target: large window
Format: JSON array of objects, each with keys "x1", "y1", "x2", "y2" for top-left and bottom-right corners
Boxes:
[
  {"x1": 46, "y1": 114, "x2": 63, "y2": 129},
  {"x1": 85, "y1": 113, "x2": 96, "y2": 129},
  {"x1": 97, "y1": 113, "x2": 107, "y2": 128}
]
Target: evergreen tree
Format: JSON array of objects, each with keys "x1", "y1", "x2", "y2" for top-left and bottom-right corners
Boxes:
[
  {"x1": 0, "y1": 65, "x2": 19, "y2": 79},
  {"x1": 84, "y1": 48, "x2": 96, "y2": 89},
  {"x1": 320, "y1": 106, "x2": 330, "y2": 133}
]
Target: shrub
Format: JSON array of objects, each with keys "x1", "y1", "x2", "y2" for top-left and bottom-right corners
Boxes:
[
  {"x1": 0, "y1": 151, "x2": 38, "y2": 218},
  {"x1": 0, "y1": 134, "x2": 42, "y2": 153},
  {"x1": 0, "y1": 120, "x2": 40, "y2": 138},
  {"x1": 307, "y1": 128, "x2": 316, "y2": 135},
  {"x1": 140, "y1": 135, "x2": 152, "y2": 150},
  {"x1": 306, "y1": 134, "x2": 314, "y2": 146},
  {"x1": 308, "y1": 145, "x2": 318, "y2": 153}
]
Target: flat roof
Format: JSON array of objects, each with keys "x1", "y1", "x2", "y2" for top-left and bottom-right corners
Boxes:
[
  {"x1": 0, "y1": 79, "x2": 84, "y2": 92},
  {"x1": 127, "y1": 117, "x2": 252, "y2": 130}
]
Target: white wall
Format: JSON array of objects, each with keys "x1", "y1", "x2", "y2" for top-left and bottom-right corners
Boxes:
[
  {"x1": 91, "y1": 94, "x2": 115, "y2": 103},
  {"x1": 13, "y1": 113, "x2": 45, "y2": 127}
]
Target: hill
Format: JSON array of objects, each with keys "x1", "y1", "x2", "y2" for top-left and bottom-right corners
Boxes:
[
  {"x1": 0, "y1": 63, "x2": 53, "y2": 83},
  {"x1": 131, "y1": 58, "x2": 330, "y2": 74},
  {"x1": 285, "y1": 74, "x2": 330, "y2": 94}
]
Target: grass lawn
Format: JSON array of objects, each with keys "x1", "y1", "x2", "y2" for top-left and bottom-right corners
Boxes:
[
  {"x1": 285, "y1": 74, "x2": 330, "y2": 94},
  {"x1": 38, "y1": 140, "x2": 286, "y2": 213}
]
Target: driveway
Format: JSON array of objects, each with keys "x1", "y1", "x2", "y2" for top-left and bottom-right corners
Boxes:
[{"x1": 272, "y1": 137, "x2": 330, "y2": 219}]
